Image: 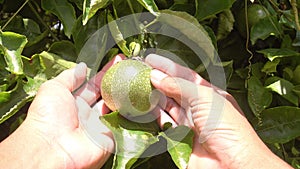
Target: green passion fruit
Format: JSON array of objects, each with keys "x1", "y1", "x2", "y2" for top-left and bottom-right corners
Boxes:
[
  {"x1": 236, "y1": 4, "x2": 270, "y2": 37},
  {"x1": 100, "y1": 59, "x2": 158, "y2": 117}
]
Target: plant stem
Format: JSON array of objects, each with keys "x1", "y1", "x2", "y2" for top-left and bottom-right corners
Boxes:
[
  {"x1": 245, "y1": 0, "x2": 253, "y2": 84},
  {"x1": 291, "y1": 0, "x2": 300, "y2": 30},
  {"x1": 1, "y1": 0, "x2": 30, "y2": 31},
  {"x1": 27, "y1": 1, "x2": 59, "y2": 41}
]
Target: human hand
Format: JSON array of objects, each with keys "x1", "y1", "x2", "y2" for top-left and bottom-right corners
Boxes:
[
  {"x1": 0, "y1": 54, "x2": 125, "y2": 169},
  {"x1": 145, "y1": 54, "x2": 292, "y2": 169}
]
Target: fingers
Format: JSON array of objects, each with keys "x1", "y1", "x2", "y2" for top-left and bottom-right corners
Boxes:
[
  {"x1": 92, "y1": 100, "x2": 110, "y2": 116},
  {"x1": 151, "y1": 105, "x2": 177, "y2": 128},
  {"x1": 145, "y1": 54, "x2": 211, "y2": 86},
  {"x1": 76, "y1": 97, "x2": 113, "y2": 149},
  {"x1": 74, "y1": 54, "x2": 126, "y2": 105},
  {"x1": 147, "y1": 54, "x2": 242, "y2": 114},
  {"x1": 162, "y1": 98, "x2": 194, "y2": 127},
  {"x1": 151, "y1": 69, "x2": 212, "y2": 107},
  {"x1": 53, "y1": 62, "x2": 87, "y2": 92}
]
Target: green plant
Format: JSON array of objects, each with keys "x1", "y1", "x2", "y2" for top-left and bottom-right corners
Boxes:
[
  {"x1": 235, "y1": 3, "x2": 270, "y2": 37},
  {"x1": 0, "y1": 0, "x2": 300, "y2": 168}
]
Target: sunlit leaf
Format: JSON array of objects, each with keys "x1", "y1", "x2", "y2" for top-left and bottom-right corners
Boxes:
[
  {"x1": 256, "y1": 106, "x2": 300, "y2": 143},
  {"x1": 261, "y1": 59, "x2": 280, "y2": 74},
  {"x1": 265, "y1": 77, "x2": 298, "y2": 106},
  {"x1": 38, "y1": 51, "x2": 76, "y2": 79},
  {"x1": 82, "y1": 0, "x2": 110, "y2": 25},
  {"x1": 0, "y1": 81, "x2": 33, "y2": 124},
  {"x1": 257, "y1": 48, "x2": 300, "y2": 61},
  {"x1": 0, "y1": 51, "x2": 75, "y2": 124},
  {"x1": 107, "y1": 13, "x2": 131, "y2": 56},
  {"x1": 41, "y1": 0, "x2": 76, "y2": 37},
  {"x1": 100, "y1": 111, "x2": 160, "y2": 169},
  {"x1": 137, "y1": 0, "x2": 159, "y2": 16},
  {"x1": 159, "y1": 126, "x2": 193, "y2": 169},
  {"x1": 0, "y1": 92, "x2": 10, "y2": 103},
  {"x1": 0, "y1": 31, "x2": 27, "y2": 75}
]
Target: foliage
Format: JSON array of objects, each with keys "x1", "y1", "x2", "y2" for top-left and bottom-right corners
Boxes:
[{"x1": 0, "y1": 0, "x2": 300, "y2": 168}]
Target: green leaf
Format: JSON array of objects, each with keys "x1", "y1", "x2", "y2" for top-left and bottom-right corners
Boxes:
[
  {"x1": 265, "y1": 77, "x2": 299, "y2": 106},
  {"x1": 250, "y1": 16, "x2": 283, "y2": 45},
  {"x1": 72, "y1": 12, "x2": 108, "y2": 53},
  {"x1": 292, "y1": 85, "x2": 300, "y2": 98},
  {"x1": 2, "y1": 17, "x2": 44, "y2": 47},
  {"x1": 261, "y1": 58, "x2": 281, "y2": 74},
  {"x1": 195, "y1": 0, "x2": 235, "y2": 21},
  {"x1": 68, "y1": 0, "x2": 84, "y2": 10},
  {"x1": 159, "y1": 126, "x2": 194, "y2": 169},
  {"x1": 216, "y1": 10, "x2": 235, "y2": 40},
  {"x1": 136, "y1": 0, "x2": 159, "y2": 16},
  {"x1": 48, "y1": 40, "x2": 77, "y2": 62},
  {"x1": 100, "y1": 111, "x2": 160, "y2": 169},
  {"x1": 41, "y1": 0, "x2": 76, "y2": 37},
  {"x1": 0, "y1": 92, "x2": 10, "y2": 103},
  {"x1": 251, "y1": 62, "x2": 264, "y2": 80},
  {"x1": 247, "y1": 76, "x2": 272, "y2": 118},
  {"x1": 107, "y1": 13, "x2": 131, "y2": 56},
  {"x1": 257, "y1": 48, "x2": 300, "y2": 61},
  {"x1": 169, "y1": 3, "x2": 195, "y2": 15},
  {"x1": 0, "y1": 81, "x2": 34, "y2": 124},
  {"x1": 154, "y1": 10, "x2": 215, "y2": 68},
  {"x1": 283, "y1": 67, "x2": 294, "y2": 81},
  {"x1": 112, "y1": 0, "x2": 144, "y2": 18},
  {"x1": 0, "y1": 74, "x2": 45, "y2": 124},
  {"x1": 82, "y1": 0, "x2": 110, "y2": 25},
  {"x1": 256, "y1": 106, "x2": 300, "y2": 143},
  {"x1": 37, "y1": 51, "x2": 76, "y2": 79},
  {"x1": 0, "y1": 51, "x2": 75, "y2": 124},
  {"x1": 279, "y1": 10, "x2": 296, "y2": 30},
  {"x1": 0, "y1": 31, "x2": 27, "y2": 75}
]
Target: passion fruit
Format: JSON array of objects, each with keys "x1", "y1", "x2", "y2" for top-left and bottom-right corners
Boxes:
[
  {"x1": 100, "y1": 59, "x2": 158, "y2": 117},
  {"x1": 236, "y1": 4, "x2": 270, "y2": 37}
]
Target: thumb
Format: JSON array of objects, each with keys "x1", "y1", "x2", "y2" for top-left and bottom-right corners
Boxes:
[{"x1": 53, "y1": 62, "x2": 87, "y2": 92}]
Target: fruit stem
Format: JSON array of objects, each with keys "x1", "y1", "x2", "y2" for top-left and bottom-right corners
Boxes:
[{"x1": 291, "y1": 0, "x2": 300, "y2": 30}]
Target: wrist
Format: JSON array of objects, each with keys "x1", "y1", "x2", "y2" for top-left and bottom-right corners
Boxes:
[
  {"x1": 229, "y1": 131, "x2": 292, "y2": 169},
  {"x1": 0, "y1": 120, "x2": 74, "y2": 169}
]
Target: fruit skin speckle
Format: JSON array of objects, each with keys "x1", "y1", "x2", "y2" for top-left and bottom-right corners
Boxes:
[{"x1": 101, "y1": 59, "x2": 157, "y2": 117}]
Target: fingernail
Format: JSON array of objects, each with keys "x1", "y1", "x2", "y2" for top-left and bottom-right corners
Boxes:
[
  {"x1": 145, "y1": 54, "x2": 160, "y2": 64},
  {"x1": 151, "y1": 69, "x2": 168, "y2": 84},
  {"x1": 75, "y1": 62, "x2": 87, "y2": 78}
]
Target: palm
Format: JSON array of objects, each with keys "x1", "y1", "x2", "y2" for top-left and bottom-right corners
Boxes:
[{"x1": 26, "y1": 55, "x2": 125, "y2": 168}]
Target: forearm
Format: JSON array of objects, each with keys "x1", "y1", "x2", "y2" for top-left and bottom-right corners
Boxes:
[
  {"x1": 0, "y1": 121, "x2": 72, "y2": 169},
  {"x1": 231, "y1": 129, "x2": 292, "y2": 169},
  {"x1": 239, "y1": 145, "x2": 292, "y2": 169}
]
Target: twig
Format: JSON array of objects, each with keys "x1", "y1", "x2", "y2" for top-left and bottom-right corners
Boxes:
[
  {"x1": 27, "y1": 1, "x2": 59, "y2": 41},
  {"x1": 291, "y1": 0, "x2": 300, "y2": 30},
  {"x1": 245, "y1": 0, "x2": 254, "y2": 86},
  {"x1": 1, "y1": 0, "x2": 30, "y2": 31}
]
